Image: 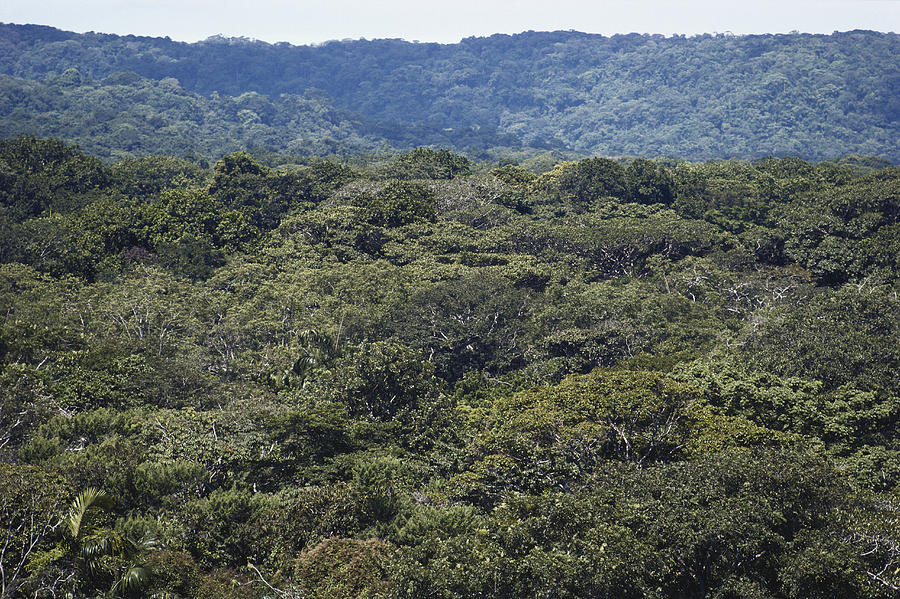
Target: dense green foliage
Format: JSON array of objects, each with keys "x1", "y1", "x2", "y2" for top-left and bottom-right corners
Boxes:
[
  {"x1": 1, "y1": 138, "x2": 899, "y2": 598},
  {"x1": 0, "y1": 70, "x2": 397, "y2": 159},
  {"x1": 1, "y1": 24, "x2": 898, "y2": 161}
]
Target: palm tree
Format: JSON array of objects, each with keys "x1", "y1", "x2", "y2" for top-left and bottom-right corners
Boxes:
[{"x1": 64, "y1": 488, "x2": 155, "y2": 598}]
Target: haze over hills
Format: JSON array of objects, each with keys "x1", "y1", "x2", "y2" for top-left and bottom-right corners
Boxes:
[{"x1": 0, "y1": 23, "x2": 898, "y2": 161}]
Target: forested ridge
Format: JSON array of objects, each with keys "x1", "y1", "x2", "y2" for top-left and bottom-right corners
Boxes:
[
  {"x1": 1, "y1": 137, "x2": 899, "y2": 598},
  {"x1": 1, "y1": 24, "x2": 898, "y2": 161}
]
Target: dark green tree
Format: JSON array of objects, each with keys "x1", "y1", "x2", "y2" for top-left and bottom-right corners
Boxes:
[{"x1": 625, "y1": 158, "x2": 676, "y2": 204}]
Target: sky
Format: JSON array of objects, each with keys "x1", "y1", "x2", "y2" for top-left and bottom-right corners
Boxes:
[{"x1": 3, "y1": 0, "x2": 899, "y2": 45}]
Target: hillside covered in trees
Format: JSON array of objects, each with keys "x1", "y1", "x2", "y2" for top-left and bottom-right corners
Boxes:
[
  {"x1": 2, "y1": 137, "x2": 899, "y2": 598},
  {"x1": 0, "y1": 24, "x2": 898, "y2": 161}
]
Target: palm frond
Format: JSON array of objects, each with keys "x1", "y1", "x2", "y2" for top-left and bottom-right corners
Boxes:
[
  {"x1": 111, "y1": 565, "x2": 151, "y2": 597},
  {"x1": 66, "y1": 487, "x2": 113, "y2": 539}
]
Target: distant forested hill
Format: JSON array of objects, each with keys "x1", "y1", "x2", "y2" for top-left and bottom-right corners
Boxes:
[{"x1": 0, "y1": 24, "x2": 898, "y2": 161}]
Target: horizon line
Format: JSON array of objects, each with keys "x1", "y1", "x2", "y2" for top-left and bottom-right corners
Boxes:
[{"x1": 2, "y1": 21, "x2": 895, "y2": 48}]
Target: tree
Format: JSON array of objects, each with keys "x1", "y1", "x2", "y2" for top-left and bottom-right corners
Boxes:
[
  {"x1": 383, "y1": 148, "x2": 471, "y2": 180},
  {"x1": 62, "y1": 488, "x2": 156, "y2": 598},
  {"x1": 744, "y1": 284, "x2": 900, "y2": 393},
  {"x1": 314, "y1": 340, "x2": 439, "y2": 421},
  {"x1": 393, "y1": 270, "x2": 539, "y2": 380},
  {"x1": 0, "y1": 464, "x2": 69, "y2": 599},
  {"x1": 552, "y1": 157, "x2": 628, "y2": 209},
  {"x1": 622, "y1": 448, "x2": 857, "y2": 598},
  {"x1": 366, "y1": 181, "x2": 437, "y2": 227},
  {"x1": 625, "y1": 158, "x2": 676, "y2": 205},
  {"x1": 0, "y1": 136, "x2": 109, "y2": 222},
  {"x1": 111, "y1": 154, "x2": 206, "y2": 199},
  {"x1": 453, "y1": 370, "x2": 702, "y2": 503},
  {"x1": 292, "y1": 537, "x2": 394, "y2": 599}
]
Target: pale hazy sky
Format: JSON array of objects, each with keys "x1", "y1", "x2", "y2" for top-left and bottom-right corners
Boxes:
[{"x1": 3, "y1": 0, "x2": 899, "y2": 45}]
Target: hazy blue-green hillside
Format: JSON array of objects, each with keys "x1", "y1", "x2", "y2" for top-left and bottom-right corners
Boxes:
[{"x1": 1, "y1": 24, "x2": 897, "y2": 161}]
